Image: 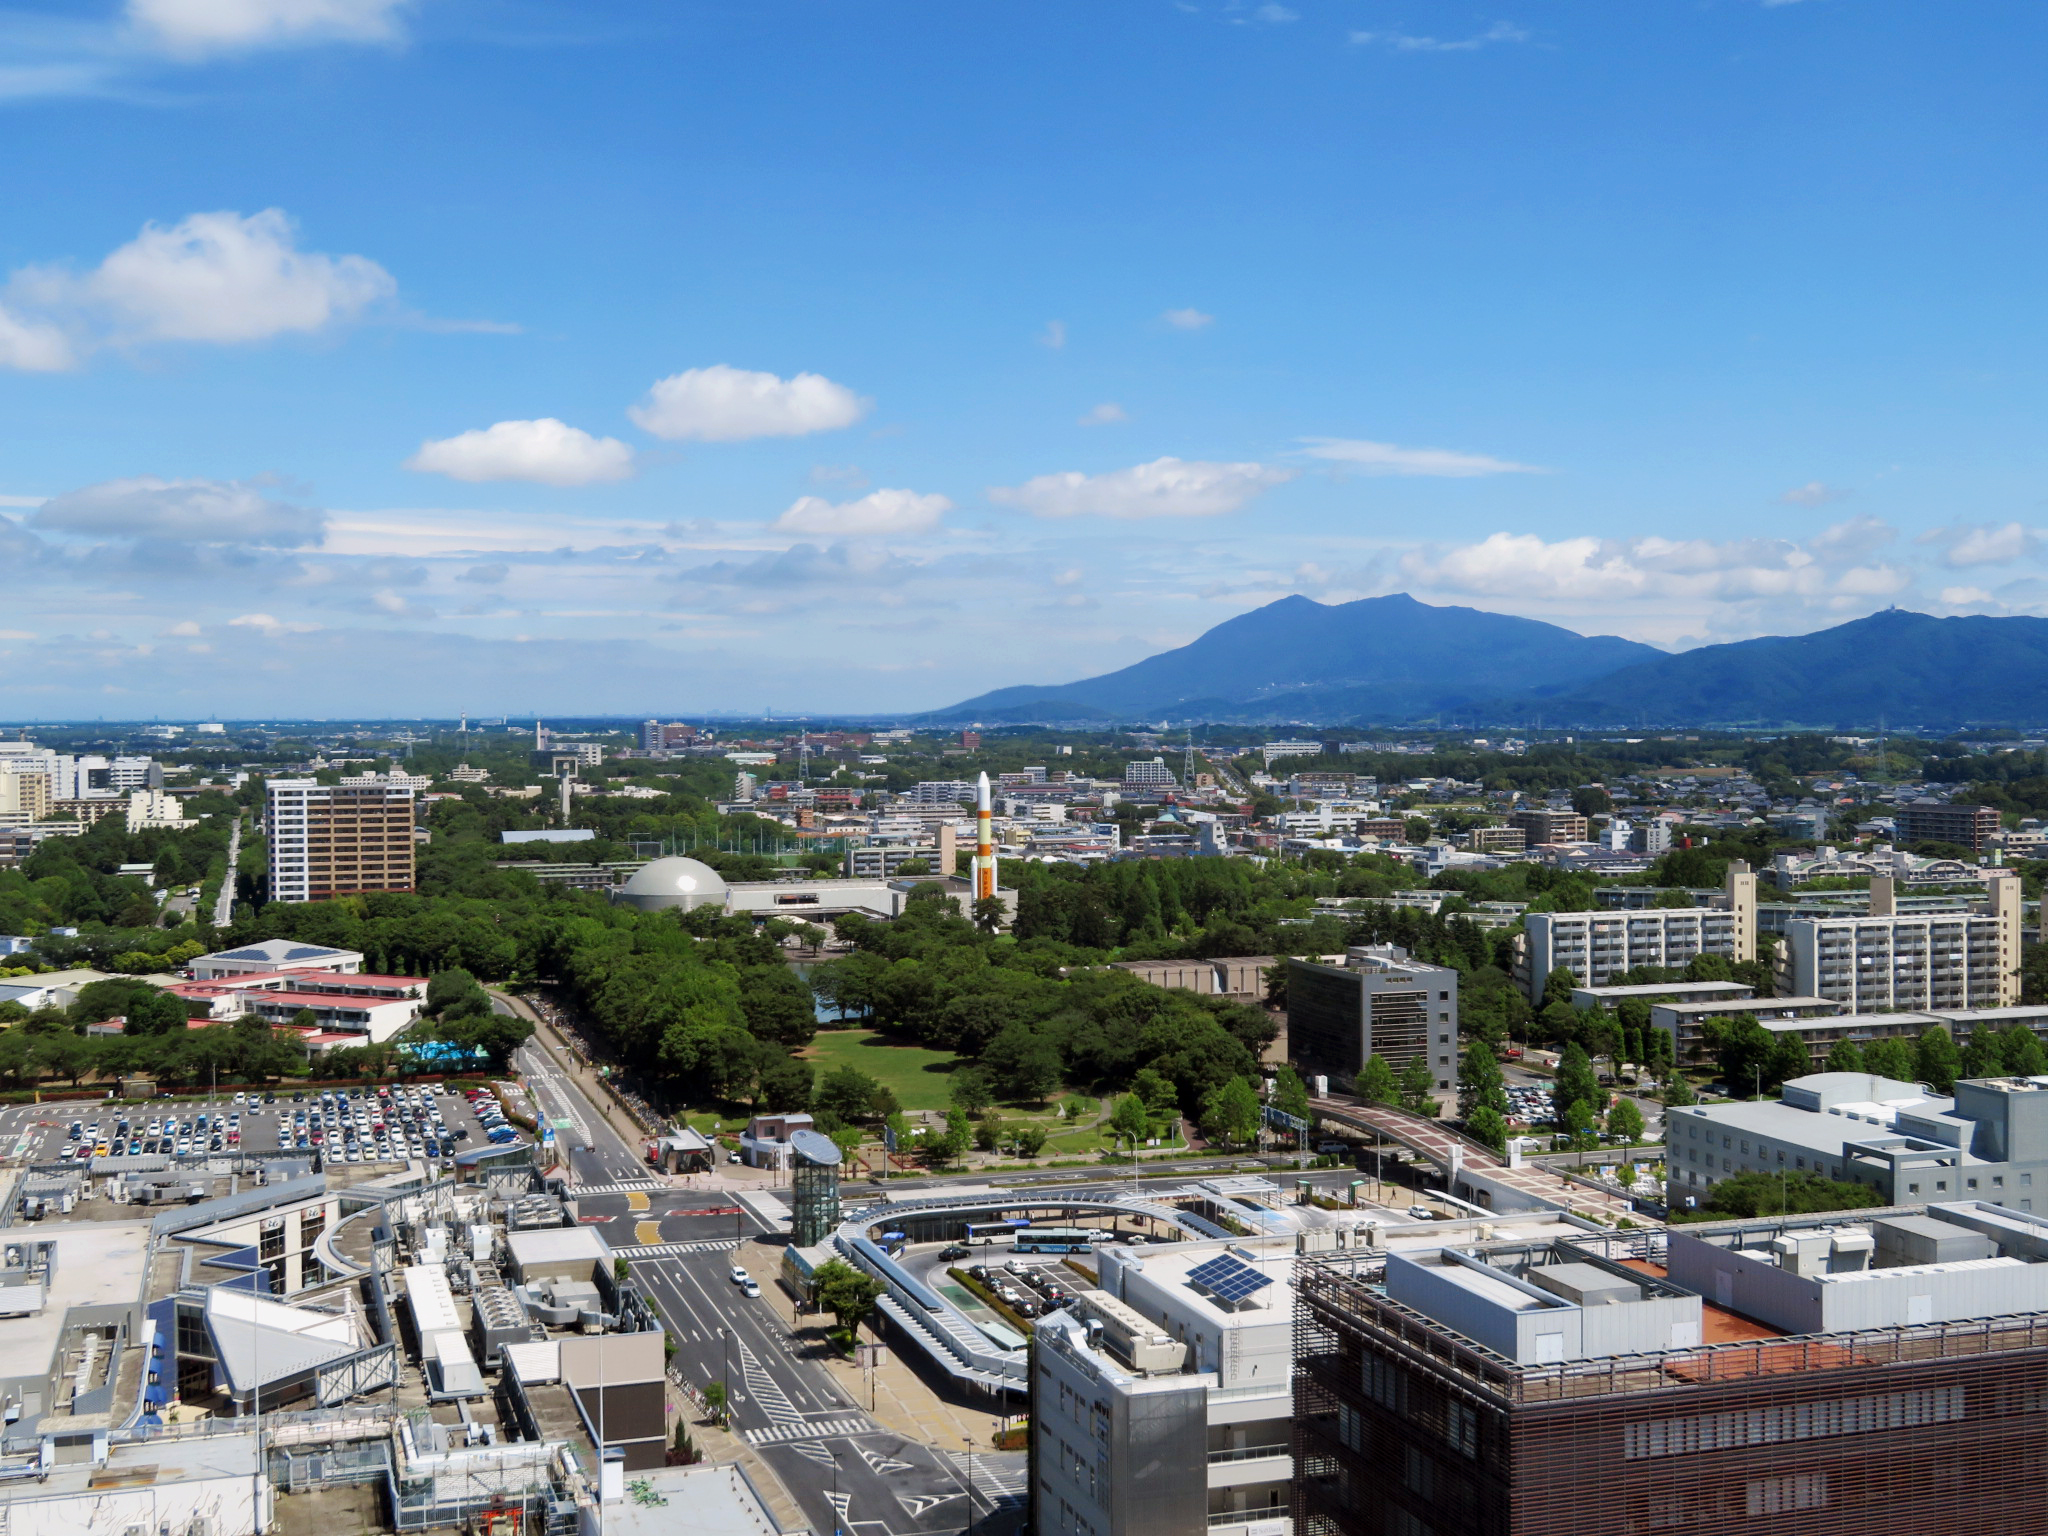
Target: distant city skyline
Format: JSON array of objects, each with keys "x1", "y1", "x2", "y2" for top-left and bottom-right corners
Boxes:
[{"x1": 5, "y1": 1, "x2": 2048, "y2": 715}]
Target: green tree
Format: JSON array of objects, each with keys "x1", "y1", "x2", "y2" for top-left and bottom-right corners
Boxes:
[
  {"x1": 1272, "y1": 1064, "x2": 1312, "y2": 1121},
  {"x1": 948, "y1": 1065, "x2": 995, "y2": 1116},
  {"x1": 1012, "y1": 1126, "x2": 1048, "y2": 1158},
  {"x1": 1607, "y1": 1097, "x2": 1645, "y2": 1145},
  {"x1": 1200, "y1": 1077, "x2": 1261, "y2": 1146},
  {"x1": 1109, "y1": 1092, "x2": 1151, "y2": 1144},
  {"x1": 1457, "y1": 1043, "x2": 1509, "y2": 1120},
  {"x1": 973, "y1": 1112, "x2": 1004, "y2": 1153},
  {"x1": 1357, "y1": 1054, "x2": 1398, "y2": 1105},
  {"x1": 2008, "y1": 1028, "x2": 2048, "y2": 1077},
  {"x1": 702, "y1": 1380, "x2": 729, "y2": 1424},
  {"x1": 1701, "y1": 1170, "x2": 1882, "y2": 1219},
  {"x1": 1131, "y1": 1067, "x2": 1179, "y2": 1114},
  {"x1": 1864, "y1": 1036, "x2": 1917, "y2": 1083},
  {"x1": 1915, "y1": 1025, "x2": 1962, "y2": 1094},
  {"x1": 1555, "y1": 1042, "x2": 1600, "y2": 1121},
  {"x1": 1662, "y1": 1075, "x2": 1696, "y2": 1108},
  {"x1": 1465, "y1": 1104, "x2": 1508, "y2": 1154},
  {"x1": 1558, "y1": 1097, "x2": 1601, "y2": 1150},
  {"x1": 1825, "y1": 1037, "x2": 1866, "y2": 1074},
  {"x1": 1397, "y1": 1057, "x2": 1437, "y2": 1115},
  {"x1": 1542, "y1": 967, "x2": 1577, "y2": 1010},
  {"x1": 816, "y1": 1065, "x2": 884, "y2": 1123}
]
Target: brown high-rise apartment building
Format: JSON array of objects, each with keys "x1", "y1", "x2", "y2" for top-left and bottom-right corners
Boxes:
[
  {"x1": 1293, "y1": 1203, "x2": 2048, "y2": 1536},
  {"x1": 1507, "y1": 808, "x2": 1589, "y2": 845},
  {"x1": 266, "y1": 778, "x2": 416, "y2": 903},
  {"x1": 1893, "y1": 800, "x2": 2001, "y2": 852}
]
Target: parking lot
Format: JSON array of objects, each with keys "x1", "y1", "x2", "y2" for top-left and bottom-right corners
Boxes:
[{"x1": 27, "y1": 1081, "x2": 523, "y2": 1168}]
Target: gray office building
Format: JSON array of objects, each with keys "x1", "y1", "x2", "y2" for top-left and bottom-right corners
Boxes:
[{"x1": 1286, "y1": 945, "x2": 1458, "y2": 1093}]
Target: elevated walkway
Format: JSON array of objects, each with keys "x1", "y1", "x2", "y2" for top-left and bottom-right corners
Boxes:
[{"x1": 1309, "y1": 1096, "x2": 1630, "y2": 1218}]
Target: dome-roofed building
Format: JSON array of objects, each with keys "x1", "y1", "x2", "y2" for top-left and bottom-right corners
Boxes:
[{"x1": 617, "y1": 856, "x2": 729, "y2": 913}]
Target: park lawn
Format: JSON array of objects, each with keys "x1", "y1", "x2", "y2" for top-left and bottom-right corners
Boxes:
[{"x1": 802, "y1": 1028, "x2": 961, "y2": 1112}]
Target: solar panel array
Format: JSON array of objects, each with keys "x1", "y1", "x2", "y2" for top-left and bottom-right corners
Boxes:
[{"x1": 1187, "y1": 1253, "x2": 1274, "y2": 1304}]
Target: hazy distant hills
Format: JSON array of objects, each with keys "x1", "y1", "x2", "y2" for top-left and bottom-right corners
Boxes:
[
  {"x1": 928, "y1": 597, "x2": 2048, "y2": 727},
  {"x1": 930, "y1": 593, "x2": 1660, "y2": 722},
  {"x1": 1547, "y1": 609, "x2": 2048, "y2": 726}
]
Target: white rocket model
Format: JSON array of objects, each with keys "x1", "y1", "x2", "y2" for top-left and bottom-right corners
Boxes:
[{"x1": 973, "y1": 771, "x2": 998, "y2": 902}]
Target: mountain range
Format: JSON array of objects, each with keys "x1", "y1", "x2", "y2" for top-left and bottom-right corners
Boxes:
[{"x1": 928, "y1": 595, "x2": 2048, "y2": 727}]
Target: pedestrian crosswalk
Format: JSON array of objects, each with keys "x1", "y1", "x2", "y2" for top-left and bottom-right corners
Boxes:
[
  {"x1": 607, "y1": 1238, "x2": 739, "y2": 1260},
  {"x1": 744, "y1": 1417, "x2": 873, "y2": 1446},
  {"x1": 564, "y1": 1177, "x2": 664, "y2": 1196}
]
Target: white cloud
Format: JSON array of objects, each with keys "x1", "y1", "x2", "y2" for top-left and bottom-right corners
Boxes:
[
  {"x1": 33, "y1": 476, "x2": 325, "y2": 547},
  {"x1": 1256, "y1": 3, "x2": 1299, "y2": 20},
  {"x1": 227, "y1": 611, "x2": 319, "y2": 634},
  {"x1": 1780, "y1": 480, "x2": 1847, "y2": 507},
  {"x1": 1078, "y1": 402, "x2": 1128, "y2": 426},
  {"x1": 1350, "y1": 21, "x2": 1529, "y2": 51},
  {"x1": 629, "y1": 364, "x2": 869, "y2": 442},
  {"x1": 989, "y1": 457, "x2": 1294, "y2": 519},
  {"x1": 162, "y1": 620, "x2": 201, "y2": 636},
  {"x1": 1940, "y1": 585, "x2": 1997, "y2": 606},
  {"x1": 1916, "y1": 521, "x2": 2040, "y2": 568},
  {"x1": 1038, "y1": 320, "x2": 1067, "y2": 350},
  {"x1": 772, "y1": 488, "x2": 952, "y2": 538},
  {"x1": 0, "y1": 305, "x2": 75, "y2": 371},
  {"x1": 405, "y1": 418, "x2": 635, "y2": 486},
  {"x1": 1401, "y1": 519, "x2": 1910, "y2": 606},
  {"x1": 1161, "y1": 307, "x2": 1213, "y2": 330},
  {"x1": 127, "y1": 0, "x2": 407, "y2": 57},
  {"x1": 3, "y1": 209, "x2": 393, "y2": 366},
  {"x1": 1297, "y1": 437, "x2": 1546, "y2": 477}
]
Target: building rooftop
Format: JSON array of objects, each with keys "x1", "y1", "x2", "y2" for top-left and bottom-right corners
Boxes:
[{"x1": 0, "y1": 1221, "x2": 152, "y2": 1383}]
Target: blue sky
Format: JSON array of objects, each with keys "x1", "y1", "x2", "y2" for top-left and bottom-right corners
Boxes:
[{"x1": 4, "y1": 0, "x2": 2048, "y2": 716}]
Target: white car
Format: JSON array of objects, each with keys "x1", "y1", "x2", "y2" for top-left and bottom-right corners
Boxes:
[
  {"x1": 728, "y1": 1265, "x2": 750, "y2": 1286},
  {"x1": 738, "y1": 1279, "x2": 761, "y2": 1298}
]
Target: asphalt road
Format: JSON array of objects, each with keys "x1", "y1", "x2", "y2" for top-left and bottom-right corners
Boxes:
[
  {"x1": 211, "y1": 815, "x2": 240, "y2": 927},
  {"x1": 508, "y1": 1029, "x2": 1023, "y2": 1536}
]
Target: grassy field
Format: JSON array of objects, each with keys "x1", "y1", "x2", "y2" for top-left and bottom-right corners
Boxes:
[{"x1": 801, "y1": 1027, "x2": 961, "y2": 1111}]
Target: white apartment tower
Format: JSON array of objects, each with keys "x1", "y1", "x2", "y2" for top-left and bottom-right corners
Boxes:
[
  {"x1": 1780, "y1": 874, "x2": 2022, "y2": 1011},
  {"x1": 1518, "y1": 860, "x2": 1757, "y2": 1000}
]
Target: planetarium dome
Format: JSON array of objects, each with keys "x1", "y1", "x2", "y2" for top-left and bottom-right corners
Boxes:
[{"x1": 617, "y1": 856, "x2": 729, "y2": 912}]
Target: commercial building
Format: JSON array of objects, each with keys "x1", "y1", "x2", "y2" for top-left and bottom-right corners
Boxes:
[
  {"x1": 1032, "y1": 1238, "x2": 1293, "y2": 1536},
  {"x1": 1292, "y1": 1199, "x2": 2048, "y2": 1536},
  {"x1": 1518, "y1": 861, "x2": 1757, "y2": 999},
  {"x1": 1508, "y1": 808, "x2": 1588, "y2": 845},
  {"x1": 1666, "y1": 1069, "x2": 2048, "y2": 1210},
  {"x1": 1286, "y1": 944, "x2": 1458, "y2": 1093},
  {"x1": 1893, "y1": 799, "x2": 2002, "y2": 852},
  {"x1": 1779, "y1": 872, "x2": 2021, "y2": 1011},
  {"x1": 266, "y1": 777, "x2": 417, "y2": 904},
  {"x1": 189, "y1": 938, "x2": 365, "y2": 979}
]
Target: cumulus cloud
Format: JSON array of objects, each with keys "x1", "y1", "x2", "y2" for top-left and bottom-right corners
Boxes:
[
  {"x1": 1780, "y1": 480, "x2": 1848, "y2": 507},
  {"x1": 126, "y1": 0, "x2": 408, "y2": 56},
  {"x1": 0, "y1": 305, "x2": 74, "y2": 371},
  {"x1": 2, "y1": 209, "x2": 393, "y2": 367},
  {"x1": 1350, "y1": 21, "x2": 1529, "y2": 51},
  {"x1": 404, "y1": 419, "x2": 635, "y2": 486},
  {"x1": 1161, "y1": 308, "x2": 1213, "y2": 330},
  {"x1": 1078, "y1": 403, "x2": 1128, "y2": 426},
  {"x1": 1916, "y1": 521, "x2": 2040, "y2": 568},
  {"x1": 33, "y1": 476, "x2": 325, "y2": 547},
  {"x1": 771, "y1": 488, "x2": 952, "y2": 538},
  {"x1": 989, "y1": 457, "x2": 1294, "y2": 519},
  {"x1": 1401, "y1": 518, "x2": 1910, "y2": 606},
  {"x1": 629, "y1": 364, "x2": 869, "y2": 442},
  {"x1": 1297, "y1": 437, "x2": 1546, "y2": 477}
]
